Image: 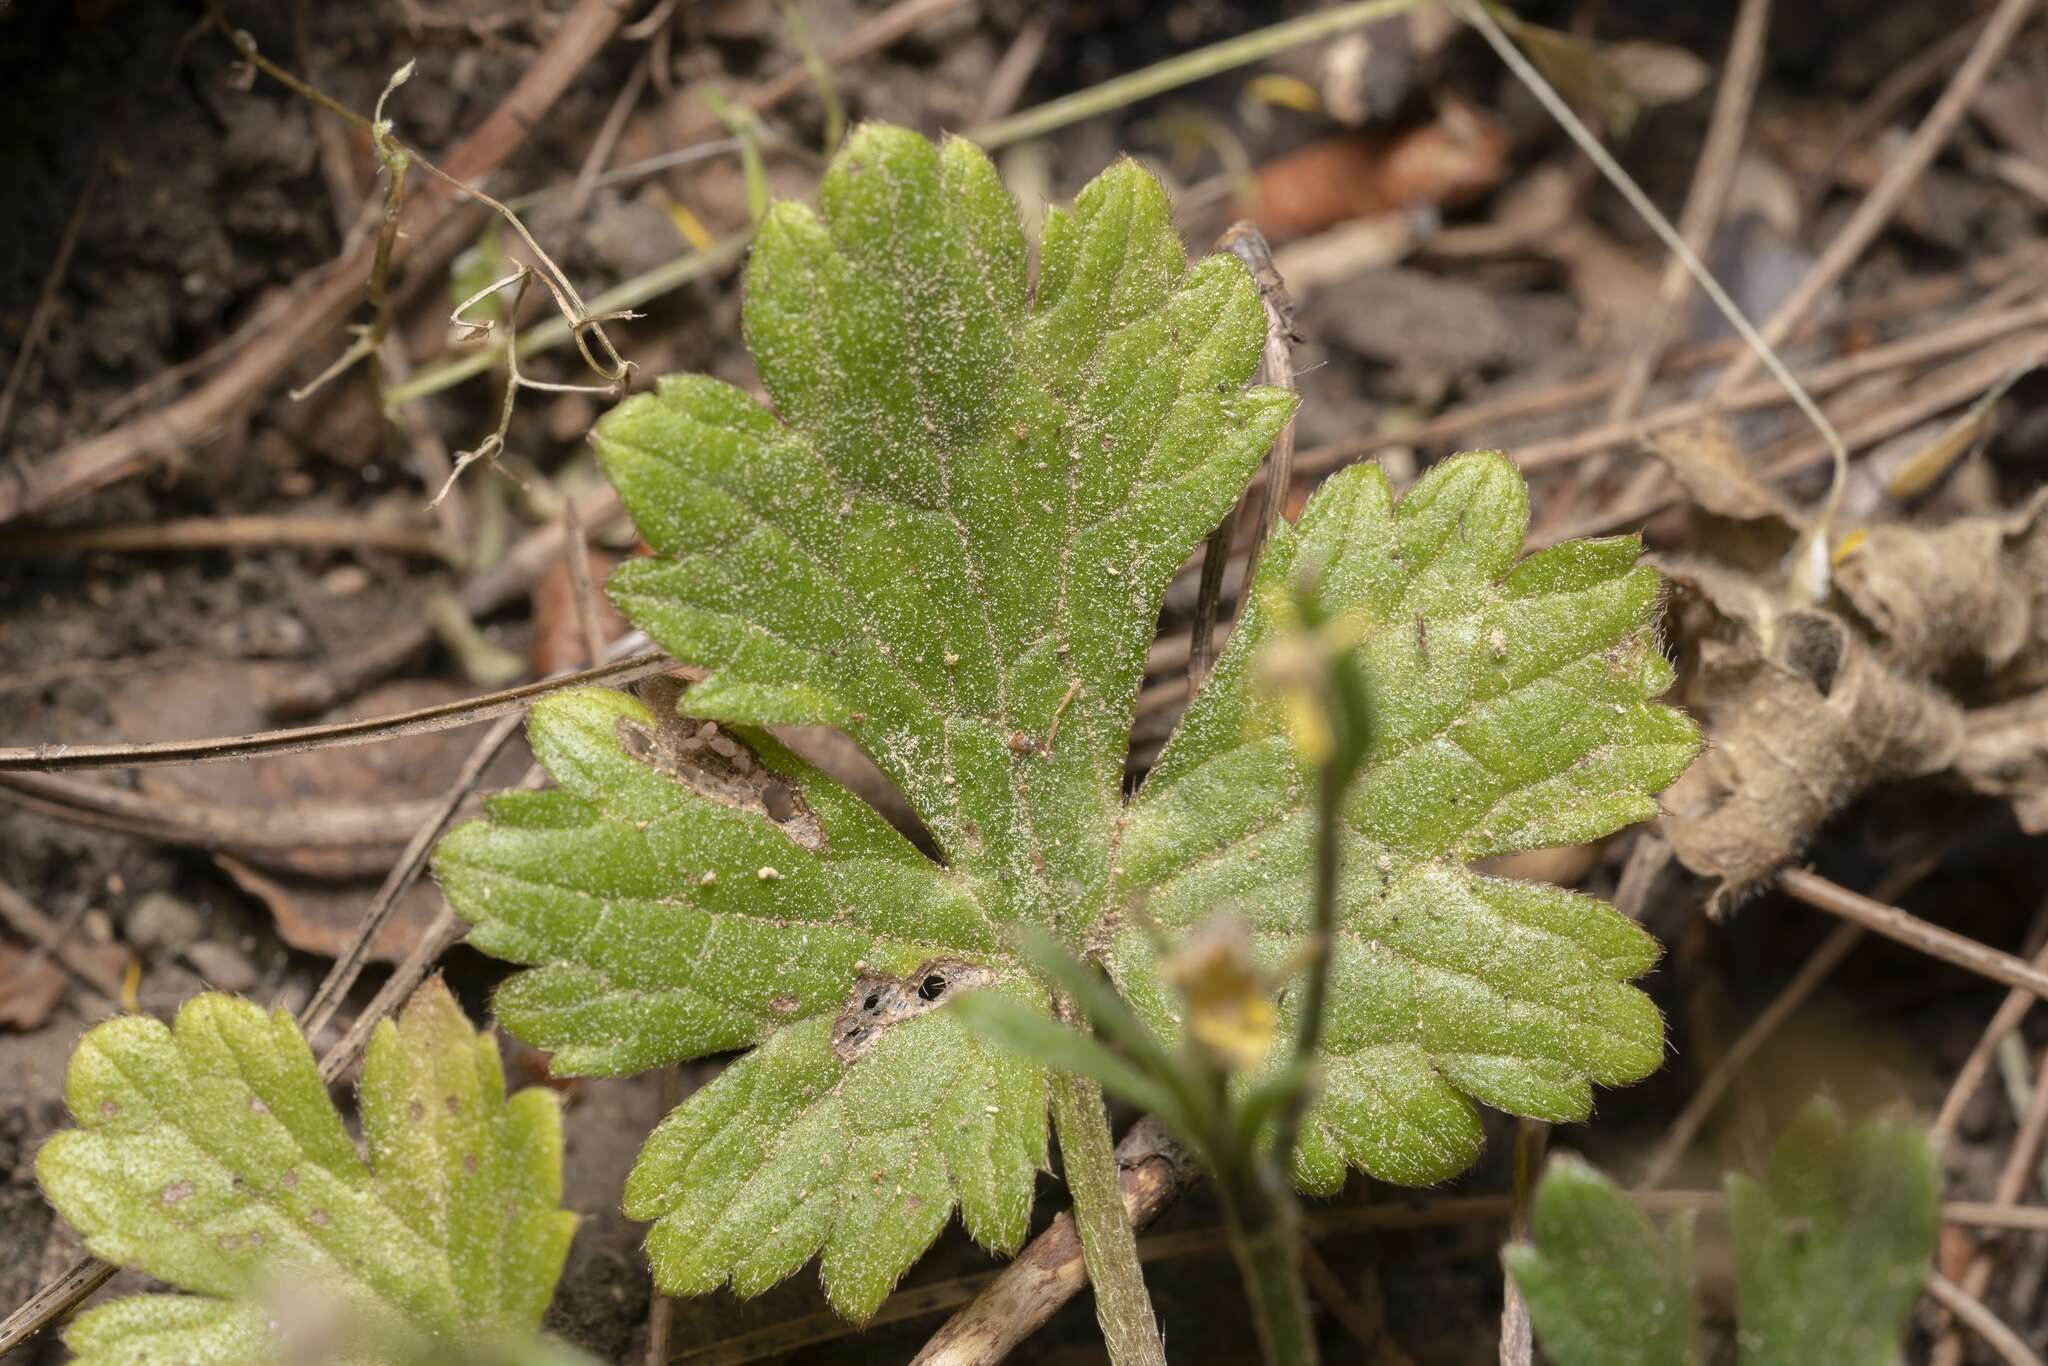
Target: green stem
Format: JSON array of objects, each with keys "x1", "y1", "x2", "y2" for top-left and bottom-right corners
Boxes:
[
  {"x1": 969, "y1": 0, "x2": 1422, "y2": 150},
  {"x1": 1051, "y1": 1070, "x2": 1166, "y2": 1366},
  {"x1": 1219, "y1": 1172, "x2": 1319, "y2": 1365},
  {"x1": 1269, "y1": 758, "x2": 1345, "y2": 1173},
  {"x1": 1270, "y1": 631, "x2": 1368, "y2": 1176}
]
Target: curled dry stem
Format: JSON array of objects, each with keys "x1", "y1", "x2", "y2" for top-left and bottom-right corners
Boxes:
[
  {"x1": 433, "y1": 266, "x2": 639, "y2": 508},
  {"x1": 203, "y1": 8, "x2": 637, "y2": 497},
  {"x1": 287, "y1": 60, "x2": 416, "y2": 402}
]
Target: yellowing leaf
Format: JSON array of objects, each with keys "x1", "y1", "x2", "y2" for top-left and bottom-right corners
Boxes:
[{"x1": 35, "y1": 979, "x2": 582, "y2": 1365}]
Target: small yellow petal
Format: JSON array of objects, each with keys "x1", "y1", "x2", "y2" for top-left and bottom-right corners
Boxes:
[
  {"x1": 1285, "y1": 690, "x2": 1333, "y2": 767},
  {"x1": 1162, "y1": 918, "x2": 1278, "y2": 1072},
  {"x1": 1244, "y1": 72, "x2": 1323, "y2": 115},
  {"x1": 663, "y1": 200, "x2": 718, "y2": 254},
  {"x1": 1188, "y1": 996, "x2": 1277, "y2": 1073}
]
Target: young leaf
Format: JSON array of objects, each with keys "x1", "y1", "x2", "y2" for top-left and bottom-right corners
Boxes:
[
  {"x1": 1729, "y1": 1100, "x2": 1938, "y2": 1365},
  {"x1": 435, "y1": 123, "x2": 1696, "y2": 1319},
  {"x1": 35, "y1": 979, "x2": 581, "y2": 1365},
  {"x1": 1506, "y1": 1103, "x2": 1939, "y2": 1366},
  {"x1": 1504, "y1": 1155, "x2": 1697, "y2": 1366}
]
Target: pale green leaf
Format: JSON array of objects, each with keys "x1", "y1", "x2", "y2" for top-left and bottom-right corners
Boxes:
[
  {"x1": 35, "y1": 980, "x2": 581, "y2": 1365},
  {"x1": 1730, "y1": 1100, "x2": 1937, "y2": 1366},
  {"x1": 1504, "y1": 1155, "x2": 1697, "y2": 1366},
  {"x1": 436, "y1": 123, "x2": 1695, "y2": 1319}
]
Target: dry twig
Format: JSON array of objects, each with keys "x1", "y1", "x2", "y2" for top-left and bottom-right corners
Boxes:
[
  {"x1": 1928, "y1": 1269, "x2": 2048, "y2": 1366},
  {"x1": 1637, "y1": 849, "x2": 1954, "y2": 1188},
  {"x1": 1800, "y1": 19, "x2": 1989, "y2": 225},
  {"x1": 268, "y1": 483, "x2": 627, "y2": 717},
  {"x1": 1606, "y1": 0, "x2": 1773, "y2": 423},
  {"x1": 2, "y1": 516, "x2": 456, "y2": 563},
  {"x1": 0, "y1": 649, "x2": 670, "y2": 773},
  {"x1": 1934, "y1": 930, "x2": 2048, "y2": 1145},
  {"x1": 1291, "y1": 253, "x2": 2034, "y2": 476},
  {"x1": 1534, "y1": 329, "x2": 2047, "y2": 549},
  {"x1": 562, "y1": 501, "x2": 607, "y2": 672},
  {"x1": 1192, "y1": 223, "x2": 1296, "y2": 697},
  {"x1": 0, "y1": 159, "x2": 101, "y2": 456},
  {"x1": 1711, "y1": 0, "x2": 2042, "y2": 397},
  {"x1": 1778, "y1": 868, "x2": 2048, "y2": 1000},
  {"x1": 1934, "y1": 1045, "x2": 2048, "y2": 1366},
  {"x1": 0, "y1": 881, "x2": 127, "y2": 1001},
  {"x1": 1635, "y1": 921, "x2": 1864, "y2": 1190},
  {"x1": 1499, "y1": 1118, "x2": 1546, "y2": 1366},
  {"x1": 296, "y1": 2, "x2": 466, "y2": 543},
  {"x1": 0, "y1": 0, "x2": 629, "y2": 527},
  {"x1": 295, "y1": 709, "x2": 526, "y2": 1042},
  {"x1": 911, "y1": 1118, "x2": 1196, "y2": 1366},
  {"x1": 0, "y1": 770, "x2": 441, "y2": 855},
  {"x1": 1500, "y1": 298, "x2": 2048, "y2": 475}
]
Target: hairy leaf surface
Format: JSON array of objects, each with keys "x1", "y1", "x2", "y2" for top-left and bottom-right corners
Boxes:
[
  {"x1": 35, "y1": 980, "x2": 580, "y2": 1365},
  {"x1": 1110, "y1": 455, "x2": 1699, "y2": 1188},
  {"x1": 437, "y1": 124, "x2": 1697, "y2": 1318},
  {"x1": 1730, "y1": 1101, "x2": 1937, "y2": 1365},
  {"x1": 1505, "y1": 1156, "x2": 1696, "y2": 1366}
]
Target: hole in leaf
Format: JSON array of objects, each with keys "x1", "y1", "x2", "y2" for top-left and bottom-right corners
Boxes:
[{"x1": 831, "y1": 959, "x2": 996, "y2": 1061}]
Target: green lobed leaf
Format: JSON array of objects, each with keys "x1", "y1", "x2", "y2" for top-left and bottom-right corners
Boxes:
[
  {"x1": 1729, "y1": 1100, "x2": 1937, "y2": 1365},
  {"x1": 436, "y1": 123, "x2": 1697, "y2": 1319},
  {"x1": 440, "y1": 123, "x2": 1285, "y2": 1320},
  {"x1": 35, "y1": 979, "x2": 581, "y2": 1365},
  {"x1": 1109, "y1": 454, "x2": 1699, "y2": 1189},
  {"x1": 1504, "y1": 1155, "x2": 1697, "y2": 1366}
]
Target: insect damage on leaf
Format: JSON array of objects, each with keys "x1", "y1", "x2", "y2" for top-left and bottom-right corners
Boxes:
[
  {"x1": 832, "y1": 959, "x2": 996, "y2": 1062},
  {"x1": 618, "y1": 675, "x2": 829, "y2": 851},
  {"x1": 434, "y1": 122, "x2": 1697, "y2": 1320},
  {"x1": 33, "y1": 978, "x2": 583, "y2": 1366}
]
